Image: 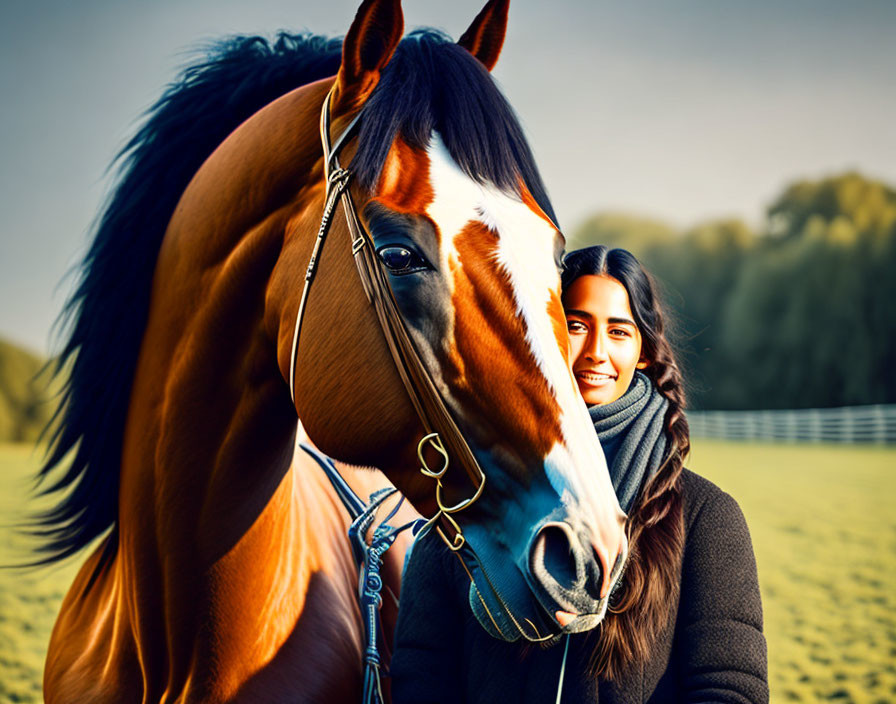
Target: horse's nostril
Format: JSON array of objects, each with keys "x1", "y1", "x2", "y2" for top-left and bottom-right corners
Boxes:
[{"x1": 531, "y1": 524, "x2": 579, "y2": 592}]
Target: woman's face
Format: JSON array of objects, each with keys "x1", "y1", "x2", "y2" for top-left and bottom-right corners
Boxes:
[{"x1": 563, "y1": 274, "x2": 648, "y2": 406}]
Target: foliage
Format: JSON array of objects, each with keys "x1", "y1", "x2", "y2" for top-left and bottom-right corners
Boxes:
[
  {"x1": 0, "y1": 338, "x2": 56, "y2": 443},
  {"x1": 568, "y1": 212, "x2": 677, "y2": 258},
  {"x1": 570, "y1": 172, "x2": 896, "y2": 410}
]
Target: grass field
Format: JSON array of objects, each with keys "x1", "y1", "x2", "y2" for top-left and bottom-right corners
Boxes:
[
  {"x1": 688, "y1": 440, "x2": 896, "y2": 704},
  {"x1": 0, "y1": 444, "x2": 80, "y2": 703},
  {"x1": 1, "y1": 440, "x2": 894, "y2": 702}
]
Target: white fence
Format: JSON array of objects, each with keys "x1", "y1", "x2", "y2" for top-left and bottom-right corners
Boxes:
[{"x1": 686, "y1": 404, "x2": 896, "y2": 444}]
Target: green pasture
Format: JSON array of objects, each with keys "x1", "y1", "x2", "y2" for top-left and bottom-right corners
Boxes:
[
  {"x1": 1, "y1": 440, "x2": 893, "y2": 703},
  {"x1": 0, "y1": 444, "x2": 80, "y2": 703},
  {"x1": 689, "y1": 441, "x2": 895, "y2": 704}
]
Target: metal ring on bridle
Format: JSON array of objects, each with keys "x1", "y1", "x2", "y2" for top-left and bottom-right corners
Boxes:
[
  {"x1": 434, "y1": 511, "x2": 465, "y2": 551},
  {"x1": 416, "y1": 431, "x2": 485, "y2": 552},
  {"x1": 417, "y1": 431, "x2": 449, "y2": 479},
  {"x1": 435, "y1": 463, "x2": 485, "y2": 514}
]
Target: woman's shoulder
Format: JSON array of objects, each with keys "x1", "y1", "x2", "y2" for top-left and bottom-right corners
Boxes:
[
  {"x1": 669, "y1": 476, "x2": 768, "y2": 699},
  {"x1": 678, "y1": 466, "x2": 734, "y2": 501},
  {"x1": 677, "y1": 468, "x2": 751, "y2": 543}
]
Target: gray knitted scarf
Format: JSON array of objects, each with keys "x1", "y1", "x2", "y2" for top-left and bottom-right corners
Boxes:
[{"x1": 588, "y1": 371, "x2": 669, "y2": 513}]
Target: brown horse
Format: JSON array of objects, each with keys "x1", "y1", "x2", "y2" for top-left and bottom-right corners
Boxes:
[{"x1": 38, "y1": 1, "x2": 627, "y2": 701}]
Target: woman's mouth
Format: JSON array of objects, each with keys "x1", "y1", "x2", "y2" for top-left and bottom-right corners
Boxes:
[{"x1": 576, "y1": 370, "x2": 616, "y2": 386}]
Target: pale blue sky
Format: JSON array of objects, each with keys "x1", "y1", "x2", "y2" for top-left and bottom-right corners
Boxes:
[{"x1": 1, "y1": 0, "x2": 894, "y2": 352}]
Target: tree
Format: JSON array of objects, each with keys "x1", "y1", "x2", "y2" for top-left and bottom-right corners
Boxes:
[
  {"x1": 567, "y1": 172, "x2": 896, "y2": 409},
  {"x1": 719, "y1": 172, "x2": 896, "y2": 408},
  {"x1": 568, "y1": 212, "x2": 677, "y2": 258}
]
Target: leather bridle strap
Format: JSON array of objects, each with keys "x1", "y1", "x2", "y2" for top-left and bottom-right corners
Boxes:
[
  {"x1": 287, "y1": 98, "x2": 362, "y2": 407},
  {"x1": 290, "y1": 88, "x2": 585, "y2": 644},
  {"x1": 288, "y1": 87, "x2": 485, "y2": 551}
]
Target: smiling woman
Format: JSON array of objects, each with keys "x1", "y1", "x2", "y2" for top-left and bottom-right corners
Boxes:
[
  {"x1": 391, "y1": 245, "x2": 769, "y2": 703},
  {"x1": 564, "y1": 273, "x2": 649, "y2": 406}
]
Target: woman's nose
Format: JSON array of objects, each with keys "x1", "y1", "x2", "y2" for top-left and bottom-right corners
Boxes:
[{"x1": 585, "y1": 332, "x2": 608, "y2": 361}]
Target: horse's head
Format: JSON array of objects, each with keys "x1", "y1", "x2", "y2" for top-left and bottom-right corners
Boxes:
[{"x1": 290, "y1": 0, "x2": 626, "y2": 641}]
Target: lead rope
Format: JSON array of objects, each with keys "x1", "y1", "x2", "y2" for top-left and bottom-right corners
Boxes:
[
  {"x1": 555, "y1": 634, "x2": 571, "y2": 704},
  {"x1": 351, "y1": 488, "x2": 420, "y2": 704},
  {"x1": 298, "y1": 443, "x2": 423, "y2": 704}
]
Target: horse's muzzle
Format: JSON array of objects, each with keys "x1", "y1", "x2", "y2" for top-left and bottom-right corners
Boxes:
[{"x1": 527, "y1": 520, "x2": 628, "y2": 633}]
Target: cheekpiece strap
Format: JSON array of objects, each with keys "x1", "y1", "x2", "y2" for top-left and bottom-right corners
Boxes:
[{"x1": 291, "y1": 86, "x2": 496, "y2": 650}]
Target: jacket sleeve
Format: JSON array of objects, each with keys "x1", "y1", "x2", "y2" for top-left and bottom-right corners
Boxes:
[
  {"x1": 390, "y1": 533, "x2": 466, "y2": 704},
  {"x1": 676, "y1": 489, "x2": 769, "y2": 703}
]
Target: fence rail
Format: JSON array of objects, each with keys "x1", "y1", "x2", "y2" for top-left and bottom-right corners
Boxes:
[{"x1": 686, "y1": 404, "x2": 896, "y2": 444}]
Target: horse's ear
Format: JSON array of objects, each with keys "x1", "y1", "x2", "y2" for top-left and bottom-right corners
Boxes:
[
  {"x1": 333, "y1": 0, "x2": 404, "y2": 114},
  {"x1": 457, "y1": 0, "x2": 510, "y2": 72}
]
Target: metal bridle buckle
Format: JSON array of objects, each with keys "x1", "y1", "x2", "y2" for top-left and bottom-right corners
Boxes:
[{"x1": 417, "y1": 432, "x2": 486, "y2": 551}]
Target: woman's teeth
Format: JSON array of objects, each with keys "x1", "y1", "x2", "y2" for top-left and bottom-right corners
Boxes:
[{"x1": 578, "y1": 371, "x2": 614, "y2": 382}]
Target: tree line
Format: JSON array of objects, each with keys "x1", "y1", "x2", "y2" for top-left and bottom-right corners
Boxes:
[{"x1": 569, "y1": 172, "x2": 896, "y2": 410}]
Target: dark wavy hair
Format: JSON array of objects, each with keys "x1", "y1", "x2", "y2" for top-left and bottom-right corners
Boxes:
[{"x1": 561, "y1": 245, "x2": 688, "y2": 680}]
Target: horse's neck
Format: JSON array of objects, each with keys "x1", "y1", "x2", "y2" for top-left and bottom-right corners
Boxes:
[
  {"x1": 116, "y1": 83, "x2": 320, "y2": 578},
  {"x1": 118, "y1": 78, "x2": 329, "y2": 555},
  {"x1": 113, "y1": 237, "x2": 366, "y2": 696},
  {"x1": 112, "y1": 448, "x2": 365, "y2": 700},
  {"x1": 110, "y1": 79, "x2": 368, "y2": 698}
]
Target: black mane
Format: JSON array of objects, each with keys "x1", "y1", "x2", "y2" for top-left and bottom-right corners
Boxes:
[{"x1": 35, "y1": 29, "x2": 556, "y2": 565}]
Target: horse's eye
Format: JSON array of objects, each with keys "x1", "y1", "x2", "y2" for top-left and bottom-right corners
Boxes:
[{"x1": 377, "y1": 245, "x2": 430, "y2": 275}]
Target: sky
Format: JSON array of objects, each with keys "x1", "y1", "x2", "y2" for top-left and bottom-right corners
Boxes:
[{"x1": 1, "y1": 0, "x2": 894, "y2": 353}]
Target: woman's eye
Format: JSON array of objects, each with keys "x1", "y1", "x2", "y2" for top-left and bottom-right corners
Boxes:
[
  {"x1": 567, "y1": 320, "x2": 586, "y2": 334},
  {"x1": 610, "y1": 328, "x2": 630, "y2": 337},
  {"x1": 377, "y1": 246, "x2": 430, "y2": 275}
]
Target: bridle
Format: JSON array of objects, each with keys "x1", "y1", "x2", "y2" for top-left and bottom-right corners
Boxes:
[
  {"x1": 287, "y1": 86, "x2": 564, "y2": 642},
  {"x1": 288, "y1": 86, "x2": 486, "y2": 553}
]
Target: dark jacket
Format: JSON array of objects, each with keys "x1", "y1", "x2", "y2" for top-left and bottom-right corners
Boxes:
[{"x1": 391, "y1": 469, "x2": 768, "y2": 703}]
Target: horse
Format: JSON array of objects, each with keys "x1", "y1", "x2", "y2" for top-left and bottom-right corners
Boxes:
[{"x1": 37, "y1": 1, "x2": 628, "y2": 701}]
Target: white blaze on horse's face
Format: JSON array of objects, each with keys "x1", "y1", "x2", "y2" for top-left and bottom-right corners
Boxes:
[{"x1": 424, "y1": 134, "x2": 625, "y2": 561}]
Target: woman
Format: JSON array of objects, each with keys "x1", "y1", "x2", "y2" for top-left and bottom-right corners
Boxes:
[{"x1": 390, "y1": 246, "x2": 768, "y2": 703}]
